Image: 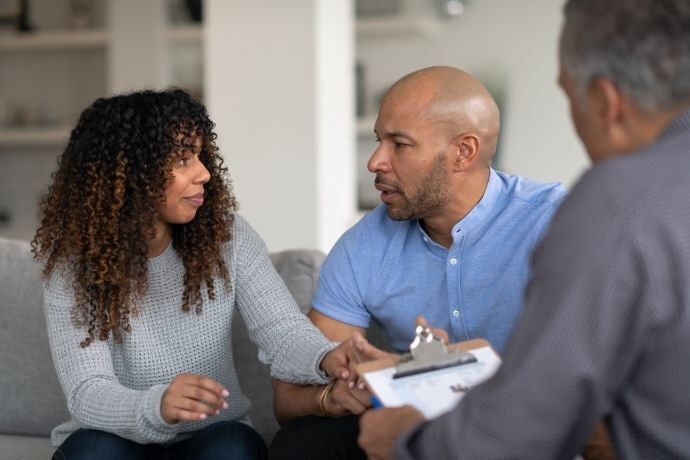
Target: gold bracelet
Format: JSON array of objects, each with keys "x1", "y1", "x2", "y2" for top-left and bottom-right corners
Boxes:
[{"x1": 319, "y1": 380, "x2": 337, "y2": 417}]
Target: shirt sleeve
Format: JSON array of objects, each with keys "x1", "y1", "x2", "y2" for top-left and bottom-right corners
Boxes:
[
  {"x1": 396, "y1": 175, "x2": 651, "y2": 458},
  {"x1": 232, "y1": 215, "x2": 337, "y2": 385},
  {"x1": 311, "y1": 220, "x2": 373, "y2": 328},
  {"x1": 44, "y1": 272, "x2": 180, "y2": 444}
]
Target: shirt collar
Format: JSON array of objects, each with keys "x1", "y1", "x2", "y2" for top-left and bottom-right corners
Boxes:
[
  {"x1": 449, "y1": 168, "x2": 503, "y2": 240},
  {"x1": 658, "y1": 106, "x2": 690, "y2": 140},
  {"x1": 416, "y1": 168, "x2": 503, "y2": 246}
]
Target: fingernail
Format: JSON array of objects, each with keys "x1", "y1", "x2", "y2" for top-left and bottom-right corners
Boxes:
[
  {"x1": 215, "y1": 410, "x2": 220, "y2": 415},
  {"x1": 200, "y1": 413, "x2": 207, "y2": 420},
  {"x1": 359, "y1": 382, "x2": 366, "y2": 390},
  {"x1": 222, "y1": 402, "x2": 228, "y2": 409},
  {"x1": 222, "y1": 389, "x2": 229, "y2": 397},
  {"x1": 348, "y1": 380, "x2": 355, "y2": 389}
]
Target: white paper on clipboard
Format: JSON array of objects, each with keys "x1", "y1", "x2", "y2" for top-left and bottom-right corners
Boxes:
[{"x1": 361, "y1": 344, "x2": 501, "y2": 419}]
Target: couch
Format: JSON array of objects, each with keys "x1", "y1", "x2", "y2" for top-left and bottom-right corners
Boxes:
[{"x1": 0, "y1": 236, "x2": 326, "y2": 459}]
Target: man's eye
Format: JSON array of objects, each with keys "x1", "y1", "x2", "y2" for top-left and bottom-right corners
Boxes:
[{"x1": 394, "y1": 142, "x2": 407, "y2": 149}]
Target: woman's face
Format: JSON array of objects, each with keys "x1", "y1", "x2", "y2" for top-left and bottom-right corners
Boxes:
[{"x1": 153, "y1": 136, "x2": 211, "y2": 230}]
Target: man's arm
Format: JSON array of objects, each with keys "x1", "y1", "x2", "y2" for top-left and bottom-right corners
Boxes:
[{"x1": 272, "y1": 309, "x2": 369, "y2": 425}]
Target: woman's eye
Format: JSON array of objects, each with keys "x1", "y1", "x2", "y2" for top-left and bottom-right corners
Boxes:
[{"x1": 176, "y1": 157, "x2": 189, "y2": 167}]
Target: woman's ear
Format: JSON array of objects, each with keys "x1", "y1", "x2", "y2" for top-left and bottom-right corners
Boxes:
[{"x1": 452, "y1": 133, "x2": 481, "y2": 171}]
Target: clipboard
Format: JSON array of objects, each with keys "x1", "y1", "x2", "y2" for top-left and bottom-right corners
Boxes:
[{"x1": 357, "y1": 326, "x2": 502, "y2": 419}]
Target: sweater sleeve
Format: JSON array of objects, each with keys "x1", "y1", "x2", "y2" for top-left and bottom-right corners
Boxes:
[
  {"x1": 44, "y1": 271, "x2": 180, "y2": 444},
  {"x1": 231, "y1": 214, "x2": 338, "y2": 385}
]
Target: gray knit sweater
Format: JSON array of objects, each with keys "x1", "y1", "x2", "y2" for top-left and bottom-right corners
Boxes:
[{"x1": 44, "y1": 214, "x2": 336, "y2": 446}]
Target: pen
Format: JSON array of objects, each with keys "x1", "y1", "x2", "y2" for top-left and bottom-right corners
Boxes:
[{"x1": 370, "y1": 395, "x2": 383, "y2": 409}]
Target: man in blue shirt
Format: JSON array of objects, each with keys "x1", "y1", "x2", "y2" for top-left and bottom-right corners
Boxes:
[
  {"x1": 269, "y1": 66, "x2": 565, "y2": 460},
  {"x1": 359, "y1": 1, "x2": 690, "y2": 457}
]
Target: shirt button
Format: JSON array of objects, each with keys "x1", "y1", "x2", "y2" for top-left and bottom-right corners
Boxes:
[
  {"x1": 452, "y1": 309, "x2": 460, "y2": 318},
  {"x1": 449, "y1": 258, "x2": 457, "y2": 265}
]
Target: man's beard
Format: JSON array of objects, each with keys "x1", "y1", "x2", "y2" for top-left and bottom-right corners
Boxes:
[{"x1": 384, "y1": 153, "x2": 449, "y2": 221}]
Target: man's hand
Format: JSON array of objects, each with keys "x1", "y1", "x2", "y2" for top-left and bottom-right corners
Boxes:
[
  {"x1": 358, "y1": 405, "x2": 425, "y2": 460},
  {"x1": 416, "y1": 315, "x2": 449, "y2": 343},
  {"x1": 323, "y1": 378, "x2": 372, "y2": 416},
  {"x1": 348, "y1": 331, "x2": 396, "y2": 389},
  {"x1": 351, "y1": 331, "x2": 394, "y2": 361},
  {"x1": 161, "y1": 373, "x2": 229, "y2": 424}
]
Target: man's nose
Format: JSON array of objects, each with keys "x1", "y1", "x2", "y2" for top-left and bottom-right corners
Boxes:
[{"x1": 367, "y1": 143, "x2": 390, "y2": 173}]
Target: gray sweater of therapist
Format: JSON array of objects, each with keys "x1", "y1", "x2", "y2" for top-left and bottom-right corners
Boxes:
[{"x1": 44, "y1": 214, "x2": 335, "y2": 446}]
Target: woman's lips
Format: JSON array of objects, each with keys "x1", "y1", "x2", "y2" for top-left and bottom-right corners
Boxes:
[{"x1": 185, "y1": 193, "x2": 204, "y2": 207}]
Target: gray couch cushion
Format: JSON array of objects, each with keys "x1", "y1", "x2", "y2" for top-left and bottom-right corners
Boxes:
[
  {"x1": 0, "y1": 434, "x2": 55, "y2": 460},
  {"x1": 0, "y1": 237, "x2": 70, "y2": 436},
  {"x1": 233, "y1": 249, "x2": 325, "y2": 442}
]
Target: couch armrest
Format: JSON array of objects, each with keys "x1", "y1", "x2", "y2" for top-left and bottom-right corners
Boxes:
[{"x1": 0, "y1": 237, "x2": 71, "y2": 438}]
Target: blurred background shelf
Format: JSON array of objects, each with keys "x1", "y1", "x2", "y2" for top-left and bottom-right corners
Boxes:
[
  {"x1": 0, "y1": 30, "x2": 107, "y2": 52},
  {"x1": 0, "y1": 127, "x2": 71, "y2": 147},
  {"x1": 356, "y1": 116, "x2": 377, "y2": 137},
  {"x1": 166, "y1": 24, "x2": 202, "y2": 44},
  {"x1": 356, "y1": 17, "x2": 438, "y2": 38}
]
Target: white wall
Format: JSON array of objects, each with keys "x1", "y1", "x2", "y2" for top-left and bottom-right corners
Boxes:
[
  {"x1": 1, "y1": 0, "x2": 590, "y2": 248},
  {"x1": 108, "y1": 0, "x2": 167, "y2": 93},
  {"x1": 206, "y1": 0, "x2": 355, "y2": 253},
  {"x1": 357, "y1": 0, "x2": 589, "y2": 188}
]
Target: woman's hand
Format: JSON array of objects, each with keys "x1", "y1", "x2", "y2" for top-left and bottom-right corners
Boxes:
[
  {"x1": 161, "y1": 373, "x2": 229, "y2": 424},
  {"x1": 320, "y1": 336, "x2": 392, "y2": 383},
  {"x1": 319, "y1": 340, "x2": 353, "y2": 381}
]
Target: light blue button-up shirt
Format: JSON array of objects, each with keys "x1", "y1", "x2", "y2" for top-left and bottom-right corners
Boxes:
[{"x1": 312, "y1": 169, "x2": 566, "y2": 353}]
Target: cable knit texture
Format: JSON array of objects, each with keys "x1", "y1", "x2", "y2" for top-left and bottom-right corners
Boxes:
[{"x1": 44, "y1": 214, "x2": 336, "y2": 446}]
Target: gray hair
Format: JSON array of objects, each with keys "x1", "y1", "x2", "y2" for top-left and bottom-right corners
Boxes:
[{"x1": 560, "y1": 0, "x2": 690, "y2": 112}]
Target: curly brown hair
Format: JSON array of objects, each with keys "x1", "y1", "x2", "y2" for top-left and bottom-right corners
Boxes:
[{"x1": 32, "y1": 89, "x2": 237, "y2": 347}]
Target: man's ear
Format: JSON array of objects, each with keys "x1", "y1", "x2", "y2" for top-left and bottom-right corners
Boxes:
[
  {"x1": 452, "y1": 133, "x2": 480, "y2": 171},
  {"x1": 591, "y1": 78, "x2": 626, "y2": 141}
]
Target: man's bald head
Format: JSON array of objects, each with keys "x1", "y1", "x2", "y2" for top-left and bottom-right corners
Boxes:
[{"x1": 381, "y1": 66, "x2": 501, "y2": 164}]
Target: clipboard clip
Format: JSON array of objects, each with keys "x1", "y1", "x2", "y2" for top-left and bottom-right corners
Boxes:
[{"x1": 393, "y1": 325, "x2": 477, "y2": 379}]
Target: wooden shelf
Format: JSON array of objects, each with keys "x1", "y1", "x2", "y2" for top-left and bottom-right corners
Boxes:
[
  {"x1": 0, "y1": 127, "x2": 71, "y2": 147},
  {"x1": 356, "y1": 17, "x2": 439, "y2": 38},
  {"x1": 0, "y1": 30, "x2": 107, "y2": 52},
  {"x1": 166, "y1": 24, "x2": 203, "y2": 44}
]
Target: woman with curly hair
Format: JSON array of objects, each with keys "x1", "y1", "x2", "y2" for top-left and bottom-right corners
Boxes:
[{"x1": 32, "y1": 89, "x2": 348, "y2": 460}]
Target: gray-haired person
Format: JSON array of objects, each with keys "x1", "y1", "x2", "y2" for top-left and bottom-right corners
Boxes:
[{"x1": 357, "y1": 0, "x2": 690, "y2": 458}]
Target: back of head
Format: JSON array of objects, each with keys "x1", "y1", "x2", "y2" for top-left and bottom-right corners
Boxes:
[{"x1": 561, "y1": 0, "x2": 690, "y2": 112}]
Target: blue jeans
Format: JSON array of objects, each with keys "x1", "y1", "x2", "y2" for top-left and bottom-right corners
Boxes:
[{"x1": 52, "y1": 420, "x2": 267, "y2": 460}]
